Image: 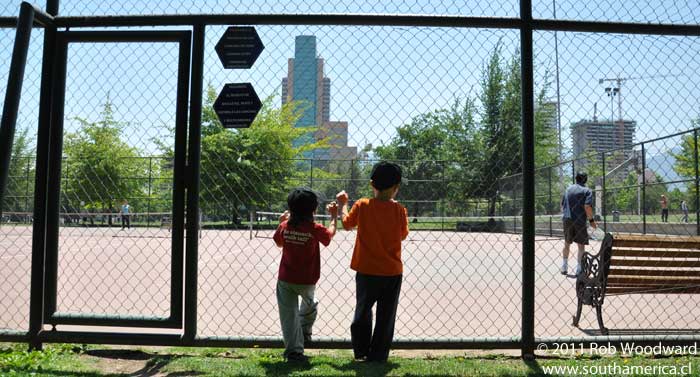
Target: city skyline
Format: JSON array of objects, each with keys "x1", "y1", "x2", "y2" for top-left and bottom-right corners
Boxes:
[{"x1": 0, "y1": 2, "x2": 698, "y2": 163}]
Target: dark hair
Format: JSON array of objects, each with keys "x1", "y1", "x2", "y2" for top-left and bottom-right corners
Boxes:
[
  {"x1": 575, "y1": 171, "x2": 588, "y2": 185},
  {"x1": 370, "y1": 161, "x2": 403, "y2": 190},
  {"x1": 287, "y1": 188, "x2": 318, "y2": 227}
]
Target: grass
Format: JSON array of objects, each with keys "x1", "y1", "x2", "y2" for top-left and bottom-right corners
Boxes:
[{"x1": 2, "y1": 343, "x2": 700, "y2": 376}]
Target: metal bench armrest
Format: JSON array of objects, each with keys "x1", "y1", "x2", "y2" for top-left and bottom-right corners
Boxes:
[{"x1": 576, "y1": 233, "x2": 613, "y2": 306}]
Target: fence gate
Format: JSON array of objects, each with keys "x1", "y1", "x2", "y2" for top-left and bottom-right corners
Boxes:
[{"x1": 38, "y1": 30, "x2": 192, "y2": 332}]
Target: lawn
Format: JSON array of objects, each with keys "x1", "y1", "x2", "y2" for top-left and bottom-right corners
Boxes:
[{"x1": 2, "y1": 343, "x2": 700, "y2": 376}]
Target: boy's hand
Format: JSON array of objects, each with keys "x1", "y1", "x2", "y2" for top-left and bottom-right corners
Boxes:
[
  {"x1": 336, "y1": 190, "x2": 349, "y2": 206},
  {"x1": 279, "y1": 211, "x2": 290, "y2": 223},
  {"x1": 326, "y1": 201, "x2": 338, "y2": 218}
]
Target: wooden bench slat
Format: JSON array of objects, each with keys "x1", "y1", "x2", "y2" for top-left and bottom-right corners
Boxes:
[
  {"x1": 608, "y1": 268, "x2": 700, "y2": 277},
  {"x1": 613, "y1": 249, "x2": 700, "y2": 258},
  {"x1": 607, "y1": 286, "x2": 700, "y2": 295},
  {"x1": 612, "y1": 234, "x2": 700, "y2": 249},
  {"x1": 610, "y1": 259, "x2": 700, "y2": 268},
  {"x1": 607, "y1": 277, "x2": 700, "y2": 286}
]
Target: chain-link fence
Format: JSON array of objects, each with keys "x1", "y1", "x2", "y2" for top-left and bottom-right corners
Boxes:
[
  {"x1": 0, "y1": 0, "x2": 699, "y2": 350},
  {"x1": 500, "y1": 128, "x2": 700, "y2": 235}
]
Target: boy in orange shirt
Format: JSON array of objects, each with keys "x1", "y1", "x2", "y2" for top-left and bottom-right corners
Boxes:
[{"x1": 336, "y1": 161, "x2": 409, "y2": 362}]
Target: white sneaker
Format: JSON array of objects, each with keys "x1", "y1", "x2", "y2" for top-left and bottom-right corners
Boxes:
[{"x1": 560, "y1": 264, "x2": 567, "y2": 275}]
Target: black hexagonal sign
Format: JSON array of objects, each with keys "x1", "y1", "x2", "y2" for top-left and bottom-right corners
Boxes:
[
  {"x1": 215, "y1": 26, "x2": 264, "y2": 69},
  {"x1": 214, "y1": 83, "x2": 262, "y2": 129}
]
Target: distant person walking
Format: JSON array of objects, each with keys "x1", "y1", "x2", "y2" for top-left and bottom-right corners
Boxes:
[
  {"x1": 121, "y1": 200, "x2": 131, "y2": 230},
  {"x1": 681, "y1": 200, "x2": 689, "y2": 223},
  {"x1": 560, "y1": 172, "x2": 596, "y2": 276},
  {"x1": 661, "y1": 195, "x2": 669, "y2": 223}
]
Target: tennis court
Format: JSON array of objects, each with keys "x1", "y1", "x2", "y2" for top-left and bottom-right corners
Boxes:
[{"x1": 2, "y1": 218, "x2": 699, "y2": 339}]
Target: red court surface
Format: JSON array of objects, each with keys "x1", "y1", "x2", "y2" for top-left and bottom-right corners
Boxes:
[{"x1": 1, "y1": 225, "x2": 699, "y2": 340}]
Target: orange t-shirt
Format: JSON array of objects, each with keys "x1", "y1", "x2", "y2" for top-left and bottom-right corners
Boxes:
[{"x1": 342, "y1": 198, "x2": 409, "y2": 276}]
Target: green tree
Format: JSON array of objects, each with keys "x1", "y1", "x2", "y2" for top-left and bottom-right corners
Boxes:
[
  {"x1": 375, "y1": 111, "x2": 449, "y2": 217},
  {"x1": 477, "y1": 42, "x2": 507, "y2": 216},
  {"x1": 644, "y1": 173, "x2": 669, "y2": 216},
  {"x1": 608, "y1": 171, "x2": 639, "y2": 213},
  {"x1": 373, "y1": 43, "x2": 560, "y2": 218},
  {"x1": 439, "y1": 97, "x2": 482, "y2": 216},
  {"x1": 482, "y1": 47, "x2": 560, "y2": 216},
  {"x1": 534, "y1": 72, "x2": 559, "y2": 167},
  {"x1": 3, "y1": 127, "x2": 35, "y2": 213},
  {"x1": 672, "y1": 120, "x2": 700, "y2": 198},
  {"x1": 62, "y1": 98, "x2": 147, "y2": 214},
  {"x1": 199, "y1": 84, "x2": 323, "y2": 225}
]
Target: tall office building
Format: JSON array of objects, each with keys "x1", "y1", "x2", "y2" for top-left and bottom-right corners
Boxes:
[
  {"x1": 571, "y1": 119, "x2": 636, "y2": 167},
  {"x1": 540, "y1": 101, "x2": 558, "y2": 133},
  {"x1": 281, "y1": 35, "x2": 356, "y2": 161}
]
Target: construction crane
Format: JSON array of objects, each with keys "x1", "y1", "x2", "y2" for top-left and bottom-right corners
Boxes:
[
  {"x1": 599, "y1": 73, "x2": 686, "y2": 122},
  {"x1": 598, "y1": 73, "x2": 685, "y2": 156}
]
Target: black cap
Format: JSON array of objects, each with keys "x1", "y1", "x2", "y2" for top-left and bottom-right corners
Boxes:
[
  {"x1": 287, "y1": 188, "x2": 318, "y2": 215},
  {"x1": 575, "y1": 171, "x2": 588, "y2": 185},
  {"x1": 371, "y1": 161, "x2": 403, "y2": 190}
]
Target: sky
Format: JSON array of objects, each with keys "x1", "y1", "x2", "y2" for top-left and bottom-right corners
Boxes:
[{"x1": 0, "y1": 0, "x2": 699, "y2": 174}]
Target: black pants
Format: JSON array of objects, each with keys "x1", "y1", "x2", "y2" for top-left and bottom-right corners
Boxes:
[
  {"x1": 351, "y1": 272, "x2": 402, "y2": 361},
  {"x1": 121, "y1": 214, "x2": 130, "y2": 229},
  {"x1": 661, "y1": 209, "x2": 669, "y2": 222}
]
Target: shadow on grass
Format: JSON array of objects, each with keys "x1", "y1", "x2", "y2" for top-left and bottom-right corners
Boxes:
[
  {"x1": 258, "y1": 357, "x2": 315, "y2": 376},
  {"x1": 86, "y1": 349, "x2": 152, "y2": 360},
  {"x1": 12, "y1": 349, "x2": 202, "y2": 377},
  {"x1": 0, "y1": 369, "x2": 115, "y2": 377},
  {"x1": 259, "y1": 356, "x2": 400, "y2": 377},
  {"x1": 524, "y1": 359, "x2": 545, "y2": 376},
  {"x1": 333, "y1": 360, "x2": 399, "y2": 377}
]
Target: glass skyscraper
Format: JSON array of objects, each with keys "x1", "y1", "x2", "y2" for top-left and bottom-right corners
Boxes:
[{"x1": 282, "y1": 35, "x2": 356, "y2": 161}]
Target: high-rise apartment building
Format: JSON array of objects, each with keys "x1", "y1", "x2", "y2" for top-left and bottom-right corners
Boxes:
[
  {"x1": 281, "y1": 35, "x2": 356, "y2": 161},
  {"x1": 571, "y1": 119, "x2": 636, "y2": 168}
]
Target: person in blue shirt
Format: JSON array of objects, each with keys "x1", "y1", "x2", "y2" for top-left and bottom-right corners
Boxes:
[
  {"x1": 560, "y1": 172, "x2": 597, "y2": 275},
  {"x1": 121, "y1": 200, "x2": 131, "y2": 230}
]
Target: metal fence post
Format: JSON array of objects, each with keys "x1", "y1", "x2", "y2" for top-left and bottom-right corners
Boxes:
[
  {"x1": 441, "y1": 161, "x2": 445, "y2": 231},
  {"x1": 42, "y1": 30, "x2": 68, "y2": 328},
  {"x1": 547, "y1": 166, "x2": 552, "y2": 214},
  {"x1": 24, "y1": 156, "x2": 31, "y2": 213},
  {"x1": 694, "y1": 129, "x2": 699, "y2": 236},
  {"x1": 147, "y1": 156, "x2": 152, "y2": 227},
  {"x1": 29, "y1": 0, "x2": 59, "y2": 351},
  {"x1": 0, "y1": 3, "x2": 34, "y2": 220},
  {"x1": 520, "y1": 0, "x2": 536, "y2": 358},
  {"x1": 184, "y1": 24, "x2": 204, "y2": 343},
  {"x1": 641, "y1": 143, "x2": 647, "y2": 234},
  {"x1": 602, "y1": 152, "x2": 606, "y2": 231}
]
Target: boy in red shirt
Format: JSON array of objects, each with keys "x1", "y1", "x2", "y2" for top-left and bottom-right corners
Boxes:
[
  {"x1": 336, "y1": 161, "x2": 409, "y2": 362},
  {"x1": 273, "y1": 188, "x2": 337, "y2": 362}
]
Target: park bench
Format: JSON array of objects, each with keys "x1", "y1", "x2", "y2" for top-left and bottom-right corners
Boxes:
[{"x1": 573, "y1": 233, "x2": 700, "y2": 335}]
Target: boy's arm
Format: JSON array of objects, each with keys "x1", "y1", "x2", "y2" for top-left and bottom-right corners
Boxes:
[
  {"x1": 273, "y1": 230, "x2": 284, "y2": 248},
  {"x1": 326, "y1": 202, "x2": 338, "y2": 237},
  {"x1": 328, "y1": 217, "x2": 337, "y2": 237},
  {"x1": 272, "y1": 222, "x2": 285, "y2": 248},
  {"x1": 272, "y1": 211, "x2": 289, "y2": 248},
  {"x1": 336, "y1": 190, "x2": 357, "y2": 230},
  {"x1": 341, "y1": 202, "x2": 359, "y2": 230},
  {"x1": 401, "y1": 207, "x2": 409, "y2": 241}
]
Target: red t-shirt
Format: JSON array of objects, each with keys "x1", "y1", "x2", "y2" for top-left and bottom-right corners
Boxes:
[{"x1": 273, "y1": 220, "x2": 332, "y2": 285}]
